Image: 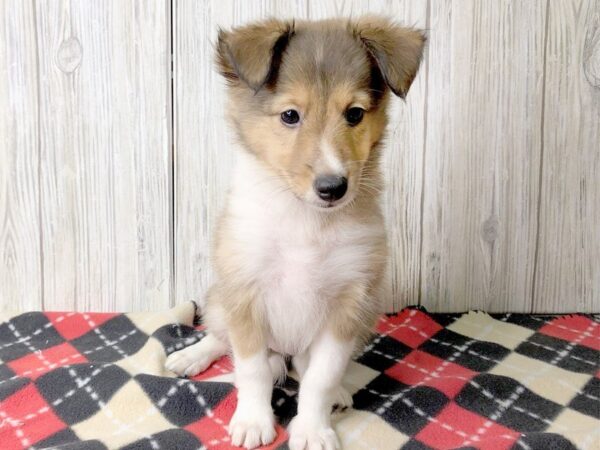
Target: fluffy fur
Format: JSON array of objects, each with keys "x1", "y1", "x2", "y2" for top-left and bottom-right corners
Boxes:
[{"x1": 166, "y1": 16, "x2": 425, "y2": 450}]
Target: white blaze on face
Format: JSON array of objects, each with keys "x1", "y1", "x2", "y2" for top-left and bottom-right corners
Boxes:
[{"x1": 319, "y1": 137, "x2": 346, "y2": 176}]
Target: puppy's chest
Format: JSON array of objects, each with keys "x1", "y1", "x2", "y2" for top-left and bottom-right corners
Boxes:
[
  {"x1": 229, "y1": 189, "x2": 379, "y2": 354},
  {"x1": 264, "y1": 237, "x2": 325, "y2": 299},
  {"x1": 260, "y1": 234, "x2": 336, "y2": 354},
  {"x1": 239, "y1": 214, "x2": 362, "y2": 354}
]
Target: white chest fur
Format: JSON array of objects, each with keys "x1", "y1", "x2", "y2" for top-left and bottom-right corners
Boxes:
[{"x1": 225, "y1": 153, "x2": 384, "y2": 355}]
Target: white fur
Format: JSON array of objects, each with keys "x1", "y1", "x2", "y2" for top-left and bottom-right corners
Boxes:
[
  {"x1": 319, "y1": 137, "x2": 346, "y2": 176},
  {"x1": 229, "y1": 350, "x2": 277, "y2": 448},
  {"x1": 293, "y1": 352, "x2": 353, "y2": 411},
  {"x1": 165, "y1": 333, "x2": 227, "y2": 376},
  {"x1": 227, "y1": 153, "x2": 382, "y2": 449},
  {"x1": 288, "y1": 329, "x2": 355, "y2": 450},
  {"x1": 228, "y1": 152, "x2": 383, "y2": 356}
]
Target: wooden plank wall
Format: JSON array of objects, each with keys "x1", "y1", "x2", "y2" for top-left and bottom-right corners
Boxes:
[
  {"x1": 534, "y1": 0, "x2": 600, "y2": 313},
  {"x1": 421, "y1": 0, "x2": 546, "y2": 312},
  {"x1": 1, "y1": 0, "x2": 598, "y2": 313},
  {"x1": 0, "y1": 1, "x2": 42, "y2": 311},
  {"x1": 1, "y1": 0, "x2": 172, "y2": 312}
]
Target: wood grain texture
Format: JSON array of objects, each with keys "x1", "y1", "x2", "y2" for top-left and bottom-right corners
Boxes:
[
  {"x1": 173, "y1": 0, "x2": 308, "y2": 306},
  {"x1": 308, "y1": 0, "x2": 429, "y2": 312},
  {"x1": 420, "y1": 0, "x2": 547, "y2": 312},
  {"x1": 0, "y1": 1, "x2": 43, "y2": 311},
  {"x1": 1, "y1": 0, "x2": 599, "y2": 313},
  {"x1": 533, "y1": 0, "x2": 600, "y2": 313},
  {"x1": 36, "y1": 1, "x2": 172, "y2": 311}
]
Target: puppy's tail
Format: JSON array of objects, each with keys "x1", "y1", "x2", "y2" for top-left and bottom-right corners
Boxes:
[{"x1": 268, "y1": 352, "x2": 287, "y2": 385}]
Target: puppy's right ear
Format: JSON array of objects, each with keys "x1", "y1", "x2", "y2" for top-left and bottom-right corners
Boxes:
[{"x1": 216, "y1": 19, "x2": 294, "y2": 92}]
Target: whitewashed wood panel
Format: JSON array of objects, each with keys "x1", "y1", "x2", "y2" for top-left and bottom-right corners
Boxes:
[
  {"x1": 420, "y1": 1, "x2": 547, "y2": 312},
  {"x1": 533, "y1": 0, "x2": 600, "y2": 313},
  {"x1": 174, "y1": 0, "x2": 309, "y2": 305},
  {"x1": 0, "y1": 1, "x2": 43, "y2": 311},
  {"x1": 308, "y1": 0, "x2": 428, "y2": 312},
  {"x1": 35, "y1": 1, "x2": 172, "y2": 311},
  {"x1": 1, "y1": 0, "x2": 599, "y2": 313}
]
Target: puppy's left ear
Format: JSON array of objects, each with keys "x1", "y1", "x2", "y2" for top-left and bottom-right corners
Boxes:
[
  {"x1": 216, "y1": 19, "x2": 294, "y2": 91},
  {"x1": 354, "y1": 17, "x2": 426, "y2": 98}
]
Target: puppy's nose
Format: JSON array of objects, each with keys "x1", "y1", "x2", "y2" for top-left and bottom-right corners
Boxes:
[{"x1": 314, "y1": 175, "x2": 348, "y2": 201}]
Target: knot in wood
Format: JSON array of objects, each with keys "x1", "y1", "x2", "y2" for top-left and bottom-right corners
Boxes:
[
  {"x1": 481, "y1": 215, "x2": 499, "y2": 243},
  {"x1": 56, "y1": 37, "x2": 82, "y2": 74}
]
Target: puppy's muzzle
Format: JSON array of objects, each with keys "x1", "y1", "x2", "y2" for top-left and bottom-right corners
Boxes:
[{"x1": 313, "y1": 175, "x2": 348, "y2": 202}]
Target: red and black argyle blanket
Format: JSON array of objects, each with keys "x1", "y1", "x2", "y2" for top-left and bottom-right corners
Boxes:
[{"x1": 0, "y1": 302, "x2": 598, "y2": 450}]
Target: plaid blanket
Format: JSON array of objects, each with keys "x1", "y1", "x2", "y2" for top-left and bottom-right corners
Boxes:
[{"x1": 0, "y1": 302, "x2": 598, "y2": 450}]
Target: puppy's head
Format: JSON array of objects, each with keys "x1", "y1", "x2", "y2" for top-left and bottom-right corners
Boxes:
[{"x1": 216, "y1": 17, "x2": 425, "y2": 210}]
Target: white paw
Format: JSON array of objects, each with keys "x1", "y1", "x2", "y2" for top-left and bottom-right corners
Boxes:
[
  {"x1": 229, "y1": 407, "x2": 276, "y2": 449},
  {"x1": 332, "y1": 386, "x2": 353, "y2": 412},
  {"x1": 165, "y1": 347, "x2": 214, "y2": 377},
  {"x1": 288, "y1": 416, "x2": 340, "y2": 450}
]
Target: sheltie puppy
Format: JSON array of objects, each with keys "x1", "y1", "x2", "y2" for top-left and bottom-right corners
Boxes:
[{"x1": 166, "y1": 16, "x2": 425, "y2": 450}]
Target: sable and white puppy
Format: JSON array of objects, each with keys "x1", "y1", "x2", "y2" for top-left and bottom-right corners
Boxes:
[{"x1": 166, "y1": 17, "x2": 424, "y2": 450}]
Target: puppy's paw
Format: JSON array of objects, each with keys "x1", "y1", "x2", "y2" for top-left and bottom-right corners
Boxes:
[
  {"x1": 229, "y1": 407, "x2": 276, "y2": 449},
  {"x1": 332, "y1": 385, "x2": 353, "y2": 412},
  {"x1": 165, "y1": 347, "x2": 214, "y2": 377},
  {"x1": 288, "y1": 416, "x2": 340, "y2": 450}
]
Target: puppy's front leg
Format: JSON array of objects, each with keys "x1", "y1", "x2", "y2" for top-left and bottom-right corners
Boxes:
[
  {"x1": 228, "y1": 325, "x2": 276, "y2": 449},
  {"x1": 288, "y1": 329, "x2": 354, "y2": 450}
]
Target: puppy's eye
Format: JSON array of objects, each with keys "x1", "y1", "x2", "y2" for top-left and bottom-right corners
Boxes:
[
  {"x1": 281, "y1": 109, "x2": 300, "y2": 126},
  {"x1": 345, "y1": 107, "x2": 364, "y2": 126}
]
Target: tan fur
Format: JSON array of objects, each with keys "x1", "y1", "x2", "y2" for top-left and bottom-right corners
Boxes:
[
  {"x1": 329, "y1": 229, "x2": 388, "y2": 342},
  {"x1": 204, "y1": 247, "x2": 266, "y2": 358},
  {"x1": 210, "y1": 17, "x2": 425, "y2": 358},
  {"x1": 227, "y1": 302, "x2": 266, "y2": 358}
]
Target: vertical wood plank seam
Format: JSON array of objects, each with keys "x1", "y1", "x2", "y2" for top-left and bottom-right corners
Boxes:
[
  {"x1": 531, "y1": 0, "x2": 551, "y2": 313},
  {"x1": 417, "y1": 0, "x2": 432, "y2": 308},
  {"x1": 169, "y1": 0, "x2": 176, "y2": 307},
  {"x1": 32, "y1": 0, "x2": 45, "y2": 310}
]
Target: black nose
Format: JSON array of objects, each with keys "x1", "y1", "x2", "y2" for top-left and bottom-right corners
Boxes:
[{"x1": 314, "y1": 175, "x2": 348, "y2": 202}]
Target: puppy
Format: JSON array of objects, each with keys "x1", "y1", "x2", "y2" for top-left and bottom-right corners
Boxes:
[{"x1": 166, "y1": 16, "x2": 425, "y2": 450}]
